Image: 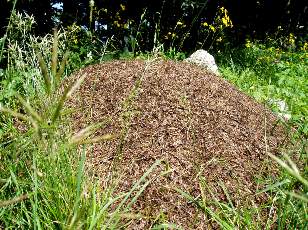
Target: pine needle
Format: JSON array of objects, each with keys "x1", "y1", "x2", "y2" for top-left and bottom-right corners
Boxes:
[{"x1": 70, "y1": 134, "x2": 114, "y2": 145}]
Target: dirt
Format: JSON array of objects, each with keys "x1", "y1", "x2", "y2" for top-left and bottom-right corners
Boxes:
[{"x1": 67, "y1": 59, "x2": 287, "y2": 229}]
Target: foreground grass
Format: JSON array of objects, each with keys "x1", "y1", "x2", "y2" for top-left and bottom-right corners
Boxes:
[{"x1": 0, "y1": 28, "x2": 165, "y2": 229}]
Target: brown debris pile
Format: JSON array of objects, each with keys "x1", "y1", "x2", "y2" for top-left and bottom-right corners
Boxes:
[{"x1": 67, "y1": 59, "x2": 286, "y2": 229}]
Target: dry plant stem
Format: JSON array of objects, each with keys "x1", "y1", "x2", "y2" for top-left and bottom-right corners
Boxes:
[
  {"x1": 108, "y1": 60, "x2": 156, "y2": 186},
  {"x1": 178, "y1": 2, "x2": 207, "y2": 50},
  {"x1": 0, "y1": 194, "x2": 29, "y2": 208}
]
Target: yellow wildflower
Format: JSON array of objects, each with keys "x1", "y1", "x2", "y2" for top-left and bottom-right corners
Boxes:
[
  {"x1": 301, "y1": 42, "x2": 308, "y2": 51},
  {"x1": 288, "y1": 33, "x2": 295, "y2": 45},
  {"x1": 221, "y1": 7, "x2": 233, "y2": 28},
  {"x1": 202, "y1": 22, "x2": 208, "y2": 27},
  {"x1": 245, "y1": 39, "x2": 252, "y2": 48},
  {"x1": 120, "y1": 4, "x2": 126, "y2": 11},
  {"x1": 209, "y1": 25, "x2": 216, "y2": 32},
  {"x1": 222, "y1": 17, "x2": 228, "y2": 27},
  {"x1": 113, "y1": 20, "x2": 121, "y2": 27}
]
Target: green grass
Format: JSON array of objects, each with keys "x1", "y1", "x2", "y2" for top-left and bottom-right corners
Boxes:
[{"x1": 217, "y1": 44, "x2": 308, "y2": 138}]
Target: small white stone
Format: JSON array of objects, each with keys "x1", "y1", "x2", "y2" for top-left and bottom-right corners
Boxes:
[
  {"x1": 268, "y1": 98, "x2": 291, "y2": 120},
  {"x1": 278, "y1": 112, "x2": 291, "y2": 120},
  {"x1": 184, "y1": 49, "x2": 219, "y2": 75}
]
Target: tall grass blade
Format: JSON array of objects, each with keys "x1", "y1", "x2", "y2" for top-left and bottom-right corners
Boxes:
[
  {"x1": 151, "y1": 223, "x2": 183, "y2": 230},
  {"x1": 105, "y1": 160, "x2": 161, "y2": 228},
  {"x1": 66, "y1": 73, "x2": 87, "y2": 98},
  {"x1": 69, "y1": 146, "x2": 86, "y2": 228},
  {"x1": 17, "y1": 94, "x2": 43, "y2": 123},
  {"x1": 284, "y1": 153, "x2": 300, "y2": 175},
  {"x1": 256, "y1": 179, "x2": 290, "y2": 194},
  {"x1": 0, "y1": 178, "x2": 8, "y2": 184},
  {"x1": 69, "y1": 124, "x2": 100, "y2": 143},
  {"x1": 51, "y1": 28, "x2": 58, "y2": 79},
  {"x1": 174, "y1": 187, "x2": 233, "y2": 230},
  {"x1": 89, "y1": 183, "x2": 98, "y2": 228},
  {"x1": 71, "y1": 134, "x2": 114, "y2": 145},
  {"x1": 55, "y1": 51, "x2": 69, "y2": 87},
  {"x1": 32, "y1": 154, "x2": 42, "y2": 229},
  {"x1": 218, "y1": 181, "x2": 235, "y2": 210},
  {"x1": 68, "y1": 122, "x2": 108, "y2": 144},
  {"x1": 285, "y1": 192, "x2": 308, "y2": 203},
  {"x1": 51, "y1": 73, "x2": 86, "y2": 124},
  {"x1": 0, "y1": 106, "x2": 29, "y2": 122},
  {"x1": 268, "y1": 153, "x2": 308, "y2": 187},
  {"x1": 88, "y1": 193, "x2": 127, "y2": 230},
  {"x1": 0, "y1": 106, "x2": 40, "y2": 133},
  {"x1": 37, "y1": 51, "x2": 51, "y2": 95},
  {"x1": 0, "y1": 0, "x2": 17, "y2": 62},
  {"x1": 125, "y1": 176, "x2": 152, "y2": 209}
]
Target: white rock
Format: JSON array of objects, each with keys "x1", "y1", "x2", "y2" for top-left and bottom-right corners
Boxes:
[
  {"x1": 184, "y1": 49, "x2": 219, "y2": 75},
  {"x1": 268, "y1": 98, "x2": 291, "y2": 120}
]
